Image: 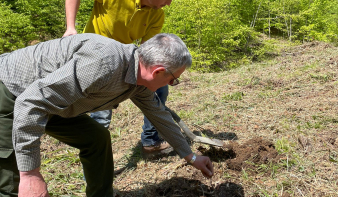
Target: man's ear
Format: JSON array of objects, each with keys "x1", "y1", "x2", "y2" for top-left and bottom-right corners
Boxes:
[{"x1": 151, "y1": 66, "x2": 166, "y2": 78}]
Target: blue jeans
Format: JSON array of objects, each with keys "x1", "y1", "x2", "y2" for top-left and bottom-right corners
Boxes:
[
  {"x1": 90, "y1": 110, "x2": 112, "y2": 129},
  {"x1": 90, "y1": 85, "x2": 169, "y2": 146}
]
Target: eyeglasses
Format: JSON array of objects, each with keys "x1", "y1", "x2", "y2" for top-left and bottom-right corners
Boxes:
[{"x1": 167, "y1": 69, "x2": 180, "y2": 86}]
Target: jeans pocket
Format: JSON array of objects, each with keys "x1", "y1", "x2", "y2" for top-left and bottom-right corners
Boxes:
[{"x1": 0, "y1": 149, "x2": 12, "y2": 158}]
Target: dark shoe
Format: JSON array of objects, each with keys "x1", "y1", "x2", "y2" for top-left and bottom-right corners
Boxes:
[{"x1": 142, "y1": 140, "x2": 174, "y2": 159}]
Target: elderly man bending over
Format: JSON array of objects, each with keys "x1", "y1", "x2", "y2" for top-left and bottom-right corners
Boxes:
[{"x1": 0, "y1": 33, "x2": 214, "y2": 197}]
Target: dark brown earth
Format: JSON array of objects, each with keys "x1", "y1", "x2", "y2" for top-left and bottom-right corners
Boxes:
[
  {"x1": 135, "y1": 137, "x2": 283, "y2": 197},
  {"x1": 142, "y1": 178, "x2": 245, "y2": 197},
  {"x1": 196, "y1": 137, "x2": 283, "y2": 174},
  {"x1": 223, "y1": 138, "x2": 282, "y2": 173}
]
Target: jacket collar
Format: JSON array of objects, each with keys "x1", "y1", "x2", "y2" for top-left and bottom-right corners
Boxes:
[{"x1": 125, "y1": 49, "x2": 139, "y2": 85}]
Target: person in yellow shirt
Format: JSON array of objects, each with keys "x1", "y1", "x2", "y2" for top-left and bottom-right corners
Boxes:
[{"x1": 63, "y1": 0, "x2": 173, "y2": 155}]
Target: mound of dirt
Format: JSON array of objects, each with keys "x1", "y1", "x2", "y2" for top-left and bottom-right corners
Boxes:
[
  {"x1": 142, "y1": 138, "x2": 282, "y2": 197},
  {"x1": 225, "y1": 138, "x2": 282, "y2": 172},
  {"x1": 198, "y1": 137, "x2": 283, "y2": 173}
]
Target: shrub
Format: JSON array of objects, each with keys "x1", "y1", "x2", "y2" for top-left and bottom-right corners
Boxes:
[
  {"x1": 0, "y1": 3, "x2": 36, "y2": 53},
  {"x1": 163, "y1": 0, "x2": 270, "y2": 72}
]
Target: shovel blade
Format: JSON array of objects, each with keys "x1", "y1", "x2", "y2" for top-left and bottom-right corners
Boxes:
[{"x1": 194, "y1": 136, "x2": 224, "y2": 147}]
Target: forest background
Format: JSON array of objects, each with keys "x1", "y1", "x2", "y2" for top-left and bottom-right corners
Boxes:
[{"x1": 1, "y1": 0, "x2": 338, "y2": 72}]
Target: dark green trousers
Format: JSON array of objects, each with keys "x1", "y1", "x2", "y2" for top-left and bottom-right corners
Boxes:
[
  {"x1": 0, "y1": 82, "x2": 114, "y2": 197},
  {"x1": 0, "y1": 82, "x2": 19, "y2": 197}
]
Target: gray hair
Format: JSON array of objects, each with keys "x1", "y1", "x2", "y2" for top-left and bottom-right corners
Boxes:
[{"x1": 137, "y1": 33, "x2": 192, "y2": 73}]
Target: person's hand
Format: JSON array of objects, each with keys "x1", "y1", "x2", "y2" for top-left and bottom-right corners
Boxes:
[
  {"x1": 19, "y1": 167, "x2": 50, "y2": 197},
  {"x1": 185, "y1": 154, "x2": 214, "y2": 178},
  {"x1": 62, "y1": 28, "x2": 77, "y2": 37},
  {"x1": 192, "y1": 155, "x2": 214, "y2": 178}
]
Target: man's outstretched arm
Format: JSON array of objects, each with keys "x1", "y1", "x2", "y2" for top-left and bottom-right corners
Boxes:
[
  {"x1": 131, "y1": 90, "x2": 214, "y2": 178},
  {"x1": 63, "y1": 0, "x2": 81, "y2": 37}
]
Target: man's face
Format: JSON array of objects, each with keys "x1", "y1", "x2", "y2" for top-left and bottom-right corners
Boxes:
[
  {"x1": 145, "y1": 0, "x2": 172, "y2": 9},
  {"x1": 147, "y1": 66, "x2": 185, "y2": 92}
]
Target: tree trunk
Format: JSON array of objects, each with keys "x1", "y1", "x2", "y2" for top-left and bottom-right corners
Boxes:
[
  {"x1": 290, "y1": 16, "x2": 292, "y2": 42},
  {"x1": 283, "y1": 1, "x2": 289, "y2": 38},
  {"x1": 269, "y1": 3, "x2": 271, "y2": 39}
]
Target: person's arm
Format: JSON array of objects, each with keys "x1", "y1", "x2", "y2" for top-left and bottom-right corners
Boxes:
[
  {"x1": 130, "y1": 90, "x2": 214, "y2": 178},
  {"x1": 63, "y1": 0, "x2": 81, "y2": 37}
]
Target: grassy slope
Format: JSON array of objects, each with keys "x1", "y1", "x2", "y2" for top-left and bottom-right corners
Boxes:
[{"x1": 40, "y1": 41, "x2": 338, "y2": 196}]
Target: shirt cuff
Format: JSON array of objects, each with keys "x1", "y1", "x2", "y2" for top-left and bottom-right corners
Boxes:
[
  {"x1": 174, "y1": 143, "x2": 193, "y2": 159},
  {"x1": 16, "y1": 151, "x2": 41, "y2": 172}
]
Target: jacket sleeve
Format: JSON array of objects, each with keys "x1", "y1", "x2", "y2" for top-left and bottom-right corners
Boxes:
[{"x1": 130, "y1": 88, "x2": 192, "y2": 158}]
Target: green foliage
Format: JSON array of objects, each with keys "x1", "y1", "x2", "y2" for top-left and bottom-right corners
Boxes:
[
  {"x1": 249, "y1": 0, "x2": 338, "y2": 44},
  {"x1": 163, "y1": 0, "x2": 338, "y2": 72},
  {"x1": 75, "y1": 0, "x2": 94, "y2": 33},
  {"x1": 163, "y1": 0, "x2": 278, "y2": 72},
  {"x1": 8, "y1": 0, "x2": 66, "y2": 39},
  {"x1": 163, "y1": 0, "x2": 233, "y2": 71},
  {"x1": 0, "y1": 0, "x2": 67, "y2": 53},
  {"x1": 0, "y1": 2, "x2": 36, "y2": 53},
  {"x1": 0, "y1": 0, "x2": 94, "y2": 52},
  {"x1": 1, "y1": 0, "x2": 338, "y2": 67}
]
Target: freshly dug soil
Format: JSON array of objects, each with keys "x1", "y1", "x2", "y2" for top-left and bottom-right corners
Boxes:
[
  {"x1": 142, "y1": 137, "x2": 283, "y2": 197},
  {"x1": 198, "y1": 137, "x2": 283, "y2": 173},
  {"x1": 224, "y1": 137, "x2": 282, "y2": 172}
]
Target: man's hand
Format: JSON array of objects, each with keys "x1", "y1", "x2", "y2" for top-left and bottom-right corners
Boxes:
[
  {"x1": 63, "y1": 28, "x2": 78, "y2": 37},
  {"x1": 19, "y1": 168, "x2": 50, "y2": 197},
  {"x1": 184, "y1": 153, "x2": 214, "y2": 178}
]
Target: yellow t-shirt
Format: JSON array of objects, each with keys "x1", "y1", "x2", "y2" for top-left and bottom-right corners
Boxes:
[{"x1": 83, "y1": 0, "x2": 164, "y2": 44}]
